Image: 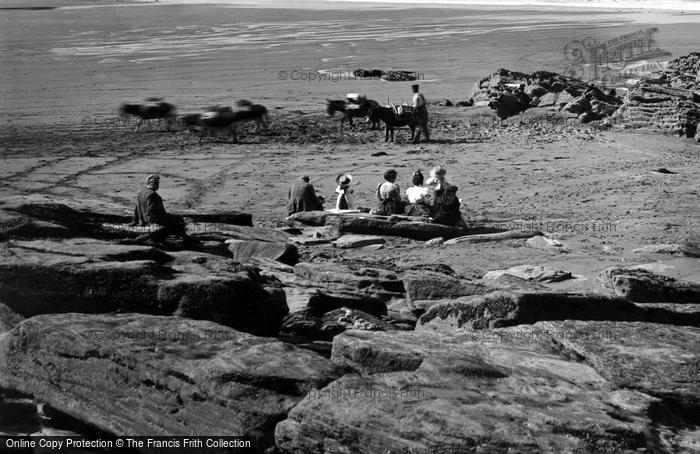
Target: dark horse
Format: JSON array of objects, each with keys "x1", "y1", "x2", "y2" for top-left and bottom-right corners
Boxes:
[
  {"x1": 326, "y1": 98, "x2": 380, "y2": 133},
  {"x1": 119, "y1": 99, "x2": 177, "y2": 132},
  {"x1": 367, "y1": 106, "x2": 416, "y2": 142},
  {"x1": 181, "y1": 104, "x2": 269, "y2": 143}
]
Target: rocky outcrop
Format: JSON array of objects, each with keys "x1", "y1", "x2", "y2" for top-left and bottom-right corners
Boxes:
[
  {"x1": 382, "y1": 70, "x2": 419, "y2": 82},
  {"x1": 352, "y1": 69, "x2": 383, "y2": 78},
  {"x1": 471, "y1": 68, "x2": 622, "y2": 121},
  {"x1": 665, "y1": 51, "x2": 700, "y2": 90},
  {"x1": 599, "y1": 266, "x2": 700, "y2": 303},
  {"x1": 416, "y1": 291, "x2": 700, "y2": 331},
  {"x1": 352, "y1": 69, "x2": 418, "y2": 81},
  {"x1": 611, "y1": 53, "x2": 700, "y2": 135},
  {"x1": 611, "y1": 81, "x2": 700, "y2": 133},
  {"x1": 0, "y1": 314, "x2": 341, "y2": 448},
  {"x1": 0, "y1": 240, "x2": 288, "y2": 336},
  {"x1": 276, "y1": 328, "x2": 680, "y2": 453}
]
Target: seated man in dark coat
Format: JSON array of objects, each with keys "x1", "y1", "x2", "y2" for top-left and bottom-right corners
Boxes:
[
  {"x1": 287, "y1": 175, "x2": 324, "y2": 216},
  {"x1": 131, "y1": 174, "x2": 185, "y2": 241}
]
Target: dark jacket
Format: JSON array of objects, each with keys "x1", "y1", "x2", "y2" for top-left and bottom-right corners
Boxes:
[
  {"x1": 375, "y1": 181, "x2": 403, "y2": 215},
  {"x1": 133, "y1": 187, "x2": 168, "y2": 226},
  {"x1": 287, "y1": 179, "x2": 322, "y2": 215},
  {"x1": 432, "y1": 184, "x2": 460, "y2": 226}
]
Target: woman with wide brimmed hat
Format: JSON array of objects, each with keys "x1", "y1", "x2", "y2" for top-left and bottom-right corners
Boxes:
[{"x1": 335, "y1": 173, "x2": 354, "y2": 210}]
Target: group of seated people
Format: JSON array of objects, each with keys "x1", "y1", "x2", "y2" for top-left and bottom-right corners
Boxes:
[
  {"x1": 130, "y1": 165, "x2": 464, "y2": 246},
  {"x1": 371, "y1": 166, "x2": 462, "y2": 226},
  {"x1": 287, "y1": 165, "x2": 464, "y2": 227}
]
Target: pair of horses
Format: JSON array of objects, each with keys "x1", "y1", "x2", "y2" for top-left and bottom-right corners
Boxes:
[
  {"x1": 119, "y1": 100, "x2": 268, "y2": 142},
  {"x1": 181, "y1": 104, "x2": 269, "y2": 143},
  {"x1": 326, "y1": 98, "x2": 380, "y2": 133},
  {"x1": 119, "y1": 101, "x2": 177, "y2": 132},
  {"x1": 327, "y1": 98, "x2": 418, "y2": 142}
]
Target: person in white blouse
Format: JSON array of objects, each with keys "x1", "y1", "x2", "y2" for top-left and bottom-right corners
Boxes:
[{"x1": 404, "y1": 170, "x2": 431, "y2": 217}]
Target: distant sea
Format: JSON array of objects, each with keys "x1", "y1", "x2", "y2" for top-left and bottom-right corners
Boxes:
[{"x1": 125, "y1": 0, "x2": 700, "y2": 12}]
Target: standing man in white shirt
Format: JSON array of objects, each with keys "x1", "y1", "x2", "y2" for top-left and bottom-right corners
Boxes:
[{"x1": 411, "y1": 84, "x2": 430, "y2": 144}]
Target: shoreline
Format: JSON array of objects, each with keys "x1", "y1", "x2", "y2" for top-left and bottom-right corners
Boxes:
[
  {"x1": 1, "y1": 0, "x2": 700, "y2": 13},
  {"x1": 116, "y1": 0, "x2": 700, "y2": 13}
]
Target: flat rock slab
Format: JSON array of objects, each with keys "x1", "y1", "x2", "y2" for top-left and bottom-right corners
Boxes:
[
  {"x1": 178, "y1": 211, "x2": 252, "y2": 226},
  {"x1": 402, "y1": 270, "x2": 488, "y2": 307},
  {"x1": 480, "y1": 273, "x2": 550, "y2": 292},
  {"x1": 526, "y1": 235, "x2": 567, "y2": 252},
  {"x1": 307, "y1": 290, "x2": 388, "y2": 317},
  {"x1": 416, "y1": 291, "x2": 700, "y2": 331},
  {"x1": 320, "y1": 308, "x2": 396, "y2": 338},
  {"x1": 250, "y1": 263, "x2": 390, "y2": 317},
  {"x1": 600, "y1": 266, "x2": 700, "y2": 303},
  {"x1": 227, "y1": 239, "x2": 298, "y2": 265},
  {"x1": 443, "y1": 229, "x2": 542, "y2": 245},
  {"x1": 287, "y1": 211, "x2": 468, "y2": 240},
  {"x1": 276, "y1": 329, "x2": 664, "y2": 453},
  {"x1": 532, "y1": 321, "x2": 700, "y2": 412},
  {"x1": 0, "y1": 314, "x2": 341, "y2": 448},
  {"x1": 0, "y1": 210, "x2": 70, "y2": 240},
  {"x1": 281, "y1": 308, "x2": 396, "y2": 341},
  {"x1": 285, "y1": 211, "x2": 334, "y2": 226},
  {"x1": 0, "y1": 241, "x2": 288, "y2": 336},
  {"x1": 0, "y1": 199, "x2": 254, "y2": 242},
  {"x1": 635, "y1": 302, "x2": 700, "y2": 314},
  {"x1": 633, "y1": 243, "x2": 700, "y2": 258},
  {"x1": 5, "y1": 238, "x2": 172, "y2": 264},
  {"x1": 195, "y1": 224, "x2": 290, "y2": 243},
  {"x1": 484, "y1": 264, "x2": 573, "y2": 283},
  {"x1": 333, "y1": 235, "x2": 386, "y2": 249},
  {"x1": 294, "y1": 262, "x2": 405, "y2": 297},
  {"x1": 633, "y1": 244, "x2": 685, "y2": 255}
]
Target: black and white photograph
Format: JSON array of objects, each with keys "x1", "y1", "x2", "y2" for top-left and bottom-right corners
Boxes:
[{"x1": 0, "y1": 0, "x2": 699, "y2": 452}]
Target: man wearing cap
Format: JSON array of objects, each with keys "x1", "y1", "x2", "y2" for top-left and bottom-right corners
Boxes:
[
  {"x1": 131, "y1": 174, "x2": 185, "y2": 240},
  {"x1": 287, "y1": 175, "x2": 324, "y2": 216},
  {"x1": 411, "y1": 84, "x2": 430, "y2": 144}
]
